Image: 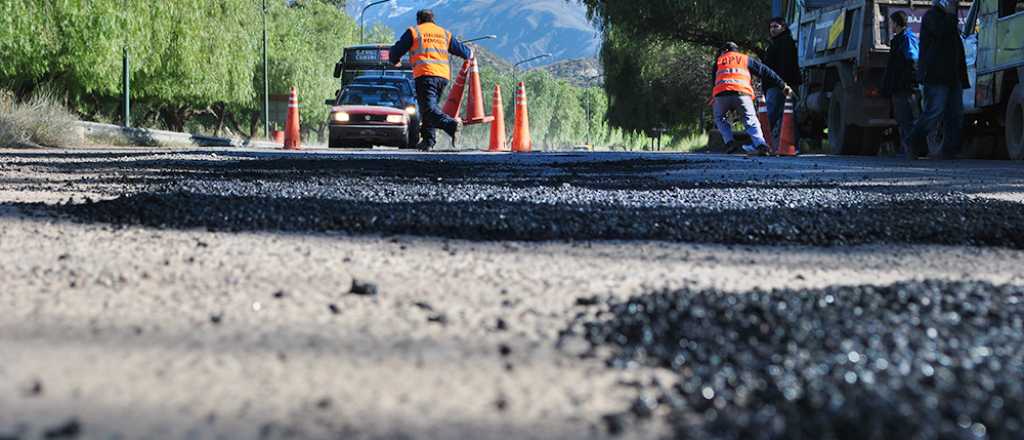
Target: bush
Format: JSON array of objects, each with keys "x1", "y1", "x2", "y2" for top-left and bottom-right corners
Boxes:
[{"x1": 0, "y1": 88, "x2": 82, "y2": 147}]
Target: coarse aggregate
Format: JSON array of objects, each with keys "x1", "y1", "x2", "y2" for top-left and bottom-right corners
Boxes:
[
  {"x1": 568, "y1": 280, "x2": 1024, "y2": 440},
  {"x1": 8, "y1": 152, "x2": 1024, "y2": 248}
]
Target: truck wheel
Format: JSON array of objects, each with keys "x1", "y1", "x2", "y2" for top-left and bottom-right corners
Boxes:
[
  {"x1": 1007, "y1": 84, "x2": 1024, "y2": 160},
  {"x1": 859, "y1": 128, "x2": 884, "y2": 156},
  {"x1": 827, "y1": 88, "x2": 864, "y2": 155}
]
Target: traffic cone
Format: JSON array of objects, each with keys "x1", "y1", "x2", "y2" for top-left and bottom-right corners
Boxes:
[
  {"x1": 463, "y1": 58, "x2": 494, "y2": 125},
  {"x1": 488, "y1": 85, "x2": 506, "y2": 152},
  {"x1": 442, "y1": 59, "x2": 472, "y2": 118},
  {"x1": 511, "y1": 82, "x2": 531, "y2": 153},
  {"x1": 756, "y1": 94, "x2": 774, "y2": 151},
  {"x1": 284, "y1": 87, "x2": 301, "y2": 150},
  {"x1": 776, "y1": 95, "x2": 798, "y2": 156}
]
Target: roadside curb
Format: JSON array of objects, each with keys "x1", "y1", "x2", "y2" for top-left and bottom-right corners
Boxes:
[{"x1": 75, "y1": 121, "x2": 282, "y2": 149}]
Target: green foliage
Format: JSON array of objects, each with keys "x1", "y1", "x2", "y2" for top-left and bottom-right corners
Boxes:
[
  {"x1": 263, "y1": 0, "x2": 358, "y2": 126},
  {"x1": 458, "y1": 65, "x2": 632, "y2": 150},
  {"x1": 573, "y1": 0, "x2": 772, "y2": 139},
  {"x1": 0, "y1": 0, "x2": 624, "y2": 148}
]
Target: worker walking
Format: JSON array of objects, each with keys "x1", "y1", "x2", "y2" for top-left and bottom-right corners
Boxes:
[
  {"x1": 765, "y1": 17, "x2": 802, "y2": 150},
  {"x1": 881, "y1": 10, "x2": 920, "y2": 158},
  {"x1": 906, "y1": 0, "x2": 970, "y2": 159},
  {"x1": 389, "y1": 9, "x2": 473, "y2": 151},
  {"x1": 711, "y1": 42, "x2": 792, "y2": 155}
]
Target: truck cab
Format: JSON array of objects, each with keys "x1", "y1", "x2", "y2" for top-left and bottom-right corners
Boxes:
[
  {"x1": 963, "y1": 0, "x2": 1024, "y2": 159},
  {"x1": 781, "y1": 0, "x2": 973, "y2": 155}
]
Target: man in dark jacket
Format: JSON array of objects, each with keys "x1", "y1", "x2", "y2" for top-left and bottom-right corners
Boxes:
[
  {"x1": 764, "y1": 17, "x2": 802, "y2": 149},
  {"x1": 881, "y1": 10, "x2": 920, "y2": 157},
  {"x1": 906, "y1": 0, "x2": 970, "y2": 159}
]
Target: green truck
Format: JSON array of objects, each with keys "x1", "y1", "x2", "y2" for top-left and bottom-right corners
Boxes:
[{"x1": 780, "y1": 0, "x2": 1023, "y2": 158}]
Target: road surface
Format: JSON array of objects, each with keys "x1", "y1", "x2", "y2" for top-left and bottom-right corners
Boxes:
[{"x1": 2, "y1": 148, "x2": 1024, "y2": 439}]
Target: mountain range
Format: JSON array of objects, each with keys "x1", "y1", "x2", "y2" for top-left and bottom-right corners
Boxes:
[{"x1": 347, "y1": 0, "x2": 600, "y2": 66}]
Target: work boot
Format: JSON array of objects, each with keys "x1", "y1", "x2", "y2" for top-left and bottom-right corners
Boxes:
[
  {"x1": 444, "y1": 118, "x2": 463, "y2": 149},
  {"x1": 741, "y1": 144, "x2": 770, "y2": 156},
  {"x1": 724, "y1": 140, "x2": 742, "y2": 154},
  {"x1": 415, "y1": 140, "x2": 435, "y2": 152}
]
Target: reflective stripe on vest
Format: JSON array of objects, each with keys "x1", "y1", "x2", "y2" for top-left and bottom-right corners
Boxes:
[
  {"x1": 712, "y1": 52, "x2": 755, "y2": 97},
  {"x1": 409, "y1": 23, "x2": 451, "y2": 80}
]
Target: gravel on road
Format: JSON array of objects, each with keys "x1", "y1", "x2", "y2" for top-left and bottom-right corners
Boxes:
[
  {"x1": 2, "y1": 148, "x2": 1024, "y2": 439},
  {"x1": 568, "y1": 280, "x2": 1024, "y2": 439},
  {"x1": 3, "y1": 150, "x2": 1023, "y2": 248}
]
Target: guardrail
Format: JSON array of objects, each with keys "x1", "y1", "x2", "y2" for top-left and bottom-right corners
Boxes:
[{"x1": 75, "y1": 121, "x2": 282, "y2": 149}]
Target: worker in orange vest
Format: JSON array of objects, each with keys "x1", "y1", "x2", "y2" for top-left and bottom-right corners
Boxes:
[
  {"x1": 711, "y1": 42, "x2": 792, "y2": 155},
  {"x1": 389, "y1": 9, "x2": 474, "y2": 151}
]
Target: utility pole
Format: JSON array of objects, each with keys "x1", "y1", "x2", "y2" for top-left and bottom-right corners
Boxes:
[
  {"x1": 262, "y1": 0, "x2": 270, "y2": 139},
  {"x1": 122, "y1": 0, "x2": 130, "y2": 127}
]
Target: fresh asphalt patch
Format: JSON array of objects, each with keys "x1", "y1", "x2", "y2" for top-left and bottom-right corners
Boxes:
[
  {"x1": 14, "y1": 155, "x2": 1023, "y2": 248},
  {"x1": 565, "y1": 280, "x2": 1024, "y2": 439}
]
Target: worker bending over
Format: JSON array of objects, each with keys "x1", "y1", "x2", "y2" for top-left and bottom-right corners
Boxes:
[
  {"x1": 711, "y1": 42, "x2": 792, "y2": 155},
  {"x1": 389, "y1": 9, "x2": 473, "y2": 151}
]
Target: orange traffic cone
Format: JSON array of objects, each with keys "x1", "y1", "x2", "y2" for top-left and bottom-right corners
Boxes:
[
  {"x1": 511, "y1": 82, "x2": 531, "y2": 153},
  {"x1": 756, "y1": 94, "x2": 774, "y2": 151},
  {"x1": 488, "y1": 85, "x2": 506, "y2": 152},
  {"x1": 284, "y1": 87, "x2": 301, "y2": 150},
  {"x1": 463, "y1": 58, "x2": 494, "y2": 125},
  {"x1": 776, "y1": 95, "x2": 798, "y2": 156},
  {"x1": 442, "y1": 59, "x2": 472, "y2": 118}
]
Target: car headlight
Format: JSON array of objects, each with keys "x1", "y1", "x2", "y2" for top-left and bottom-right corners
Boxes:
[
  {"x1": 405, "y1": 105, "x2": 417, "y2": 115},
  {"x1": 332, "y1": 112, "x2": 350, "y2": 122},
  {"x1": 386, "y1": 114, "x2": 405, "y2": 123}
]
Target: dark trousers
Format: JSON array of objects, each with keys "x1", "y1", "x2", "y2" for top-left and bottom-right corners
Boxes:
[
  {"x1": 766, "y1": 87, "x2": 798, "y2": 149},
  {"x1": 415, "y1": 76, "x2": 457, "y2": 146},
  {"x1": 908, "y1": 82, "x2": 964, "y2": 157},
  {"x1": 891, "y1": 90, "x2": 920, "y2": 155}
]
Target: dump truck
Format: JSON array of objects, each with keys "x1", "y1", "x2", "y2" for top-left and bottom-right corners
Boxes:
[{"x1": 778, "y1": 0, "x2": 1023, "y2": 158}]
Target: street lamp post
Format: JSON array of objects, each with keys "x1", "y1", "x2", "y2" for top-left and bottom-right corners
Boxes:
[
  {"x1": 360, "y1": 0, "x2": 394, "y2": 44},
  {"x1": 512, "y1": 53, "x2": 552, "y2": 85},
  {"x1": 581, "y1": 73, "x2": 602, "y2": 147},
  {"x1": 262, "y1": 0, "x2": 269, "y2": 139},
  {"x1": 122, "y1": 0, "x2": 130, "y2": 127},
  {"x1": 451, "y1": 35, "x2": 497, "y2": 73}
]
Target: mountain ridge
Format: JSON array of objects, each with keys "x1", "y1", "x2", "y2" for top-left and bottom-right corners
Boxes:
[{"x1": 348, "y1": 0, "x2": 600, "y2": 65}]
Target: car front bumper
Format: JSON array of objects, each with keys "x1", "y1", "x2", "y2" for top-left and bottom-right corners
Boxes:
[{"x1": 329, "y1": 124, "x2": 407, "y2": 146}]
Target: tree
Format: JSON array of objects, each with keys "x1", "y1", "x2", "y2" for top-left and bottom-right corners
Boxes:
[{"x1": 572, "y1": 0, "x2": 771, "y2": 137}]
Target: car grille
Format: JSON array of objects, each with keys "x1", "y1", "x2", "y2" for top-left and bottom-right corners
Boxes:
[{"x1": 348, "y1": 113, "x2": 390, "y2": 123}]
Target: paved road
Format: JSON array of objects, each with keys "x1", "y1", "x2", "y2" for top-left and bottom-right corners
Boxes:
[{"x1": 2, "y1": 148, "x2": 1024, "y2": 439}]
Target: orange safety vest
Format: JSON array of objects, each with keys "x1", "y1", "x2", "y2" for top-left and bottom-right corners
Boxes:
[
  {"x1": 713, "y1": 52, "x2": 755, "y2": 97},
  {"x1": 408, "y1": 23, "x2": 452, "y2": 80}
]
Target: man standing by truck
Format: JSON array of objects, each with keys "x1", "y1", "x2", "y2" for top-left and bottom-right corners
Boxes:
[
  {"x1": 881, "y1": 11, "x2": 920, "y2": 158},
  {"x1": 389, "y1": 9, "x2": 474, "y2": 151},
  {"x1": 907, "y1": 0, "x2": 970, "y2": 159},
  {"x1": 711, "y1": 42, "x2": 792, "y2": 155},
  {"x1": 765, "y1": 17, "x2": 802, "y2": 150}
]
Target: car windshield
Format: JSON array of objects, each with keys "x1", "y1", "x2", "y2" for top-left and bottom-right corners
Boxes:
[
  {"x1": 339, "y1": 87, "x2": 401, "y2": 107},
  {"x1": 353, "y1": 77, "x2": 413, "y2": 96}
]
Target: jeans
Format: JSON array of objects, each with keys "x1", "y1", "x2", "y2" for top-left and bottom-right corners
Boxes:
[
  {"x1": 908, "y1": 82, "x2": 963, "y2": 157},
  {"x1": 765, "y1": 87, "x2": 798, "y2": 149},
  {"x1": 891, "y1": 90, "x2": 920, "y2": 154},
  {"x1": 713, "y1": 94, "x2": 767, "y2": 146},
  {"x1": 415, "y1": 76, "x2": 458, "y2": 146}
]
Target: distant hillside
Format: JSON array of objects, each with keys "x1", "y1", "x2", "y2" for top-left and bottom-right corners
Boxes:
[
  {"x1": 470, "y1": 44, "x2": 512, "y2": 73},
  {"x1": 539, "y1": 58, "x2": 603, "y2": 87},
  {"x1": 348, "y1": 0, "x2": 600, "y2": 65}
]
